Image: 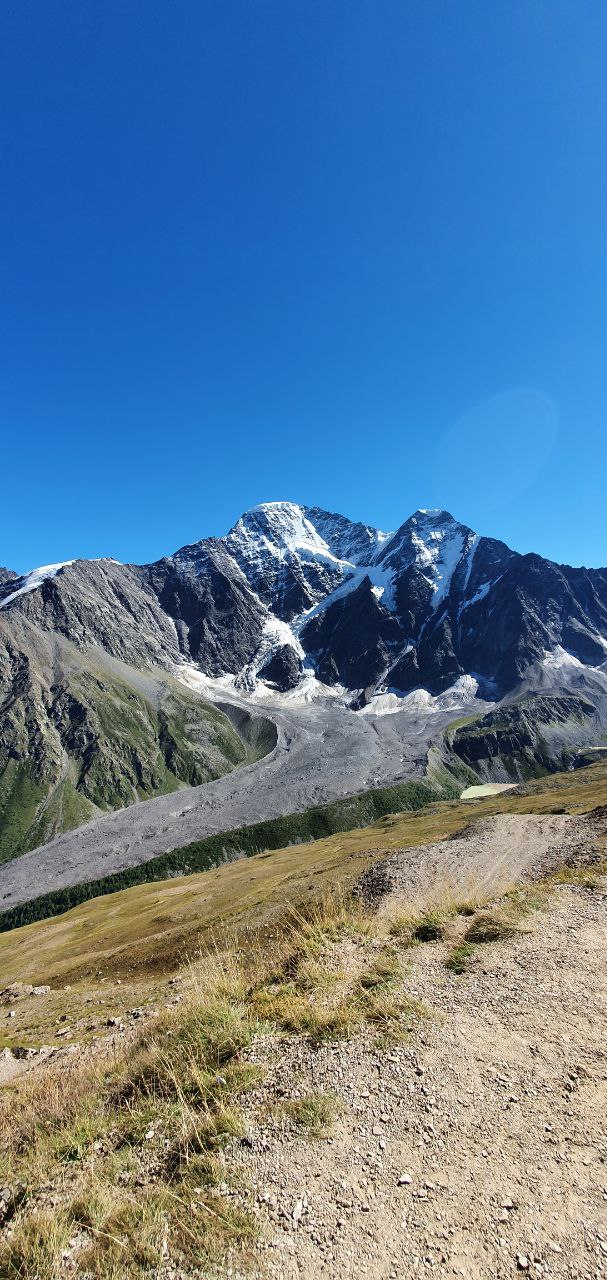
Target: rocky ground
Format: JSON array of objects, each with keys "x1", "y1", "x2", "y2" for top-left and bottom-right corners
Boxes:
[
  {"x1": 1, "y1": 806, "x2": 606, "y2": 1279},
  {"x1": 354, "y1": 811, "x2": 600, "y2": 908},
  {"x1": 234, "y1": 878, "x2": 607, "y2": 1280}
]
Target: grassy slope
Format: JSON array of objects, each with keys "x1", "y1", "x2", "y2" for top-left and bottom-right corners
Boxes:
[
  {"x1": 0, "y1": 669, "x2": 265, "y2": 863},
  {"x1": 0, "y1": 761, "x2": 604, "y2": 999},
  {"x1": 0, "y1": 780, "x2": 442, "y2": 933}
]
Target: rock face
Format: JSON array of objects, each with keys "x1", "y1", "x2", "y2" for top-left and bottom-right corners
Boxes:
[
  {"x1": 4, "y1": 504, "x2": 606, "y2": 704},
  {"x1": 143, "y1": 542, "x2": 265, "y2": 674},
  {"x1": 450, "y1": 693, "x2": 603, "y2": 782},
  {"x1": 301, "y1": 577, "x2": 402, "y2": 689},
  {"x1": 258, "y1": 645, "x2": 302, "y2": 692},
  {"x1": 1, "y1": 500, "x2": 606, "y2": 857}
]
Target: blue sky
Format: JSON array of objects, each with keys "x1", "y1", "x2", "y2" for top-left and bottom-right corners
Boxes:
[{"x1": 2, "y1": 0, "x2": 606, "y2": 573}]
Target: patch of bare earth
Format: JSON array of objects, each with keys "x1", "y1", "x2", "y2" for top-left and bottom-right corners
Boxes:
[
  {"x1": 235, "y1": 881, "x2": 606, "y2": 1277},
  {"x1": 354, "y1": 812, "x2": 600, "y2": 909},
  {"x1": 1, "y1": 808, "x2": 606, "y2": 1278}
]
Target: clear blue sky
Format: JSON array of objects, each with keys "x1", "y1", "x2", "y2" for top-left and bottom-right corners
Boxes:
[{"x1": 2, "y1": 1, "x2": 606, "y2": 573}]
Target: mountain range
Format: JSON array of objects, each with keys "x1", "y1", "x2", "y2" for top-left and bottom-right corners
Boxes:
[{"x1": 1, "y1": 500, "x2": 606, "y2": 864}]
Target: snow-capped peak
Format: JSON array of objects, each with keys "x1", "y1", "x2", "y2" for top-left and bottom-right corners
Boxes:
[
  {"x1": 0, "y1": 561, "x2": 75, "y2": 609},
  {"x1": 229, "y1": 501, "x2": 392, "y2": 568},
  {"x1": 227, "y1": 502, "x2": 354, "y2": 577},
  {"x1": 373, "y1": 509, "x2": 476, "y2": 608}
]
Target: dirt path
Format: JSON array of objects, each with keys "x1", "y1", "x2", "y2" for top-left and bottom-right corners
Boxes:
[
  {"x1": 236, "y1": 880, "x2": 607, "y2": 1279},
  {"x1": 355, "y1": 812, "x2": 599, "y2": 909}
]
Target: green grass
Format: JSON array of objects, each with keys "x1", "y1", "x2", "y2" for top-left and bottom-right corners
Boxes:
[
  {"x1": 282, "y1": 1091, "x2": 342, "y2": 1137},
  {"x1": 444, "y1": 942, "x2": 477, "y2": 974},
  {"x1": 0, "y1": 760, "x2": 48, "y2": 864}
]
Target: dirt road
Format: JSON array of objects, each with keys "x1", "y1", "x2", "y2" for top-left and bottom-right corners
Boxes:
[{"x1": 240, "y1": 877, "x2": 607, "y2": 1279}]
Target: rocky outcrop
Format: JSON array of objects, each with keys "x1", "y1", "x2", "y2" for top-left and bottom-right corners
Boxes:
[
  {"x1": 450, "y1": 694, "x2": 602, "y2": 782},
  {"x1": 143, "y1": 542, "x2": 264, "y2": 673},
  {"x1": 301, "y1": 577, "x2": 403, "y2": 689},
  {"x1": 258, "y1": 644, "x2": 302, "y2": 691}
]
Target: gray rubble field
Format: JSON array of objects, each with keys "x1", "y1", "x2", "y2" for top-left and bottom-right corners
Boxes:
[{"x1": 0, "y1": 696, "x2": 465, "y2": 910}]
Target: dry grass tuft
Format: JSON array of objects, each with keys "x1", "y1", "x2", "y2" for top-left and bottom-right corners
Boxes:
[
  {"x1": 282, "y1": 1091, "x2": 342, "y2": 1137},
  {"x1": 0, "y1": 893, "x2": 430, "y2": 1275},
  {"x1": 0, "y1": 954, "x2": 262, "y2": 1278},
  {"x1": 463, "y1": 911, "x2": 524, "y2": 944},
  {"x1": 250, "y1": 892, "x2": 427, "y2": 1046}
]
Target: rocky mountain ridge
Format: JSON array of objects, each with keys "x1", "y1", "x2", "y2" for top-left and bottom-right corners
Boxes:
[
  {"x1": 4, "y1": 501, "x2": 606, "y2": 705},
  {"x1": 1, "y1": 501, "x2": 606, "y2": 861}
]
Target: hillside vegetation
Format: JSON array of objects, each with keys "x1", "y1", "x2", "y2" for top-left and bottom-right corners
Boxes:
[
  {"x1": 0, "y1": 762, "x2": 605, "y2": 1278},
  {"x1": 0, "y1": 644, "x2": 275, "y2": 862},
  {"x1": 0, "y1": 779, "x2": 445, "y2": 934}
]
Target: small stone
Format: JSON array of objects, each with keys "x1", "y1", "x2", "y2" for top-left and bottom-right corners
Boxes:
[
  {"x1": 292, "y1": 1199, "x2": 303, "y2": 1224},
  {"x1": 516, "y1": 1256, "x2": 529, "y2": 1271},
  {"x1": 397, "y1": 1174, "x2": 412, "y2": 1186}
]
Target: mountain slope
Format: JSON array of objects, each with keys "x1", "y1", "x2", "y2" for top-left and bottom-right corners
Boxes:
[
  {"x1": 1, "y1": 501, "x2": 606, "y2": 864},
  {"x1": 4, "y1": 504, "x2": 606, "y2": 706},
  {"x1": 0, "y1": 612, "x2": 273, "y2": 861}
]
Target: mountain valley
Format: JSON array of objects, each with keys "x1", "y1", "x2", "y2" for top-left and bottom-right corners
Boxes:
[{"x1": 1, "y1": 501, "x2": 606, "y2": 908}]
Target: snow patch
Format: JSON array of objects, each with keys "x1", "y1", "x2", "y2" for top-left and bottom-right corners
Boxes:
[
  {"x1": 541, "y1": 646, "x2": 586, "y2": 673},
  {"x1": 173, "y1": 656, "x2": 348, "y2": 709},
  {"x1": 459, "y1": 580, "x2": 492, "y2": 613},
  {"x1": 412, "y1": 525, "x2": 468, "y2": 606},
  {"x1": 461, "y1": 535, "x2": 480, "y2": 594},
  {"x1": 0, "y1": 561, "x2": 75, "y2": 609},
  {"x1": 359, "y1": 674, "x2": 483, "y2": 717},
  {"x1": 228, "y1": 502, "x2": 354, "y2": 573}
]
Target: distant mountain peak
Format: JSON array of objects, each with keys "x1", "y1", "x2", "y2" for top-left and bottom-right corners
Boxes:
[
  {"x1": 405, "y1": 507, "x2": 461, "y2": 527},
  {"x1": 0, "y1": 560, "x2": 75, "y2": 610},
  {"x1": 2, "y1": 500, "x2": 606, "y2": 712}
]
